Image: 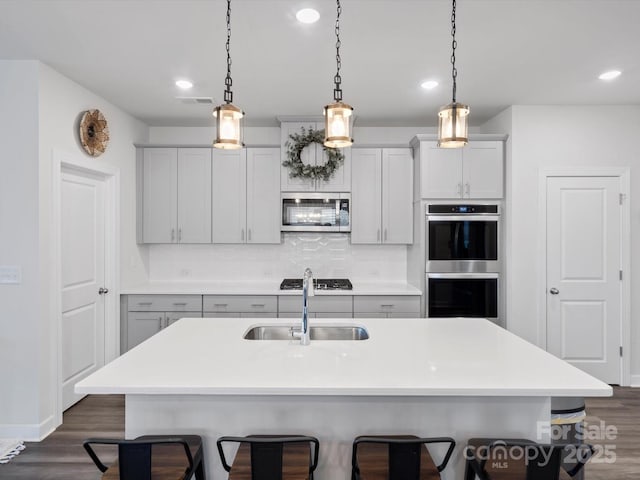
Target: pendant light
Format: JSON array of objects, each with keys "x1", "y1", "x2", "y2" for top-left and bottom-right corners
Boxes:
[
  {"x1": 213, "y1": 0, "x2": 244, "y2": 149},
  {"x1": 438, "y1": 0, "x2": 469, "y2": 148},
  {"x1": 324, "y1": 0, "x2": 353, "y2": 148}
]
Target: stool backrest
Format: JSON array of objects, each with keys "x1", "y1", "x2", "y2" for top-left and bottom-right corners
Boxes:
[
  {"x1": 118, "y1": 443, "x2": 153, "y2": 480},
  {"x1": 466, "y1": 439, "x2": 594, "y2": 480},
  {"x1": 217, "y1": 435, "x2": 320, "y2": 480}
]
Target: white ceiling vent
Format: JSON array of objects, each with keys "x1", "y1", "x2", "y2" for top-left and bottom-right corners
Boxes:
[{"x1": 176, "y1": 96, "x2": 214, "y2": 105}]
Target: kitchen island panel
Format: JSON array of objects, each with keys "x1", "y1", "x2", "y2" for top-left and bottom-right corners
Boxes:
[{"x1": 126, "y1": 394, "x2": 550, "y2": 480}]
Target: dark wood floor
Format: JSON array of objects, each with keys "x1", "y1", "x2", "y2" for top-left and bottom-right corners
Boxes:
[{"x1": 0, "y1": 388, "x2": 637, "y2": 479}]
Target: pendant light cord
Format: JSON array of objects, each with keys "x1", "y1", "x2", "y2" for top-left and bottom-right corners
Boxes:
[
  {"x1": 224, "y1": 0, "x2": 233, "y2": 104},
  {"x1": 450, "y1": 0, "x2": 458, "y2": 103},
  {"x1": 333, "y1": 0, "x2": 343, "y2": 102}
]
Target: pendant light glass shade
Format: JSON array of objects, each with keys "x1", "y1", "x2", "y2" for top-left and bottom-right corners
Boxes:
[
  {"x1": 324, "y1": 101, "x2": 353, "y2": 148},
  {"x1": 437, "y1": 102, "x2": 469, "y2": 148},
  {"x1": 213, "y1": 103, "x2": 244, "y2": 149}
]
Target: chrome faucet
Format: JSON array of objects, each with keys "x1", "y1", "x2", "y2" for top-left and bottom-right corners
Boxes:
[{"x1": 293, "y1": 268, "x2": 314, "y2": 345}]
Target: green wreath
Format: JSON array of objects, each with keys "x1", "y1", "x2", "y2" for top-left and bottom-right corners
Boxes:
[{"x1": 283, "y1": 127, "x2": 345, "y2": 181}]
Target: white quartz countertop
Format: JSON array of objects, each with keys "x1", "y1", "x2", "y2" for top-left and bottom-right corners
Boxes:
[
  {"x1": 120, "y1": 281, "x2": 421, "y2": 296},
  {"x1": 76, "y1": 317, "x2": 612, "y2": 397}
]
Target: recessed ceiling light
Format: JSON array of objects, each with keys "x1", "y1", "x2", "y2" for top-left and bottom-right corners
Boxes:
[
  {"x1": 175, "y1": 79, "x2": 194, "y2": 90},
  {"x1": 598, "y1": 70, "x2": 621, "y2": 81},
  {"x1": 421, "y1": 80, "x2": 439, "y2": 90},
  {"x1": 296, "y1": 8, "x2": 320, "y2": 24}
]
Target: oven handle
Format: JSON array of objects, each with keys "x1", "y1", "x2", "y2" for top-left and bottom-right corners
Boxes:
[
  {"x1": 428, "y1": 273, "x2": 499, "y2": 279},
  {"x1": 426, "y1": 215, "x2": 499, "y2": 222}
]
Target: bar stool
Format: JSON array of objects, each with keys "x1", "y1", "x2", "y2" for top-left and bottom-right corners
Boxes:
[
  {"x1": 216, "y1": 435, "x2": 320, "y2": 480},
  {"x1": 351, "y1": 435, "x2": 456, "y2": 480},
  {"x1": 83, "y1": 434, "x2": 205, "y2": 480},
  {"x1": 463, "y1": 438, "x2": 594, "y2": 480}
]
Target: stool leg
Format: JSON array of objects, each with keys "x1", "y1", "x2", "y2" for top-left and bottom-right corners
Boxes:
[{"x1": 194, "y1": 448, "x2": 206, "y2": 480}]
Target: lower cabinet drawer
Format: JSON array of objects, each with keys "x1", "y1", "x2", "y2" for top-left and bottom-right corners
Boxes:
[
  {"x1": 203, "y1": 295, "x2": 277, "y2": 313},
  {"x1": 354, "y1": 296, "x2": 420, "y2": 314},
  {"x1": 128, "y1": 295, "x2": 202, "y2": 312},
  {"x1": 278, "y1": 295, "x2": 353, "y2": 314}
]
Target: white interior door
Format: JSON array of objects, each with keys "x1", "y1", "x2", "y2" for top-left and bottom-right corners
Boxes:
[
  {"x1": 61, "y1": 170, "x2": 106, "y2": 409},
  {"x1": 546, "y1": 176, "x2": 621, "y2": 383}
]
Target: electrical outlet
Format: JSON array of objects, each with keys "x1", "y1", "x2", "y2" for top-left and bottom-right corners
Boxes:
[{"x1": 0, "y1": 266, "x2": 22, "y2": 284}]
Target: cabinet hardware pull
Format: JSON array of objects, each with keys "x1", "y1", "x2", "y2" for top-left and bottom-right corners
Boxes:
[
  {"x1": 251, "y1": 304, "x2": 265, "y2": 307},
  {"x1": 138, "y1": 302, "x2": 153, "y2": 305},
  {"x1": 457, "y1": 183, "x2": 462, "y2": 196},
  {"x1": 214, "y1": 303, "x2": 228, "y2": 307},
  {"x1": 173, "y1": 302, "x2": 187, "y2": 306},
  {"x1": 171, "y1": 228, "x2": 175, "y2": 242},
  {"x1": 377, "y1": 229, "x2": 381, "y2": 242},
  {"x1": 381, "y1": 304, "x2": 395, "y2": 308},
  {"x1": 241, "y1": 229, "x2": 245, "y2": 241},
  {"x1": 464, "y1": 183, "x2": 470, "y2": 197},
  {"x1": 384, "y1": 229, "x2": 388, "y2": 241},
  {"x1": 248, "y1": 229, "x2": 252, "y2": 241},
  {"x1": 178, "y1": 228, "x2": 182, "y2": 242}
]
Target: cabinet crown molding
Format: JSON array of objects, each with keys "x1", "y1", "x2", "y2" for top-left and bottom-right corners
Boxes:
[{"x1": 410, "y1": 133, "x2": 508, "y2": 147}]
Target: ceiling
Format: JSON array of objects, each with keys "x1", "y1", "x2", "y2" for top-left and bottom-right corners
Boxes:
[{"x1": 0, "y1": 0, "x2": 638, "y2": 127}]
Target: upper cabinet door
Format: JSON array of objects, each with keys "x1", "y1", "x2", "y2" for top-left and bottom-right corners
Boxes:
[
  {"x1": 382, "y1": 148, "x2": 413, "y2": 244},
  {"x1": 143, "y1": 148, "x2": 177, "y2": 243},
  {"x1": 462, "y1": 141, "x2": 504, "y2": 199},
  {"x1": 280, "y1": 122, "x2": 316, "y2": 192},
  {"x1": 177, "y1": 148, "x2": 212, "y2": 243},
  {"x1": 351, "y1": 148, "x2": 382, "y2": 244},
  {"x1": 420, "y1": 143, "x2": 463, "y2": 198},
  {"x1": 316, "y1": 146, "x2": 351, "y2": 192},
  {"x1": 212, "y1": 149, "x2": 247, "y2": 244},
  {"x1": 247, "y1": 148, "x2": 281, "y2": 244}
]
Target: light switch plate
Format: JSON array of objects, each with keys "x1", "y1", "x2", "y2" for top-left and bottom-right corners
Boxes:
[{"x1": 0, "y1": 266, "x2": 22, "y2": 284}]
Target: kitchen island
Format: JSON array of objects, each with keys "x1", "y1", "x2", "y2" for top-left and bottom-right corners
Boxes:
[{"x1": 76, "y1": 317, "x2": 611, "y2": 479}]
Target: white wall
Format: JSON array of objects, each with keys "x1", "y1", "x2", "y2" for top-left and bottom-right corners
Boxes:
[
  {"x1": 38, "y1": 63, "x2": 150, "y2": 290},
  {"x1": 484, "y1": 105, "x2": 640, "y2": 383},
  {"x1": 0, "y1": 60, "x2": 43, "y2": 437},
  {"x1": 0, "y1": 60, "x2": 149, "y2": 440}
]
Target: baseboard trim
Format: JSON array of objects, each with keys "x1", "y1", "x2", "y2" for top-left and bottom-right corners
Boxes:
[
  {"x1": 629, "y1": 374, "x2": 640, "y2": 388},
  {"x1": 0, "y1": 414, "x2": 59, "y2": 441}
]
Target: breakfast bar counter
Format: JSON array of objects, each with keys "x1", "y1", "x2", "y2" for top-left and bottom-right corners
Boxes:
[{"x1": 76, "y1": 317, "x2": 611, "y2": 479}]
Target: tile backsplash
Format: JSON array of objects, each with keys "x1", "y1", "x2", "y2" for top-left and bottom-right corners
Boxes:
[{"x1": 148, "y1": 234, "x2": 407, "y2": 282}]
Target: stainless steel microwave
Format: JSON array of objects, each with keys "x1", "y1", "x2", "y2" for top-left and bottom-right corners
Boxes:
[{"x1": 281, "y1": 193, "x2": 351, "y2": 232}]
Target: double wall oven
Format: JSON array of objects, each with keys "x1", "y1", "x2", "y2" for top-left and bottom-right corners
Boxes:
[{"x1": 426, "y1": 204, "x2": 501, "y2": 324}]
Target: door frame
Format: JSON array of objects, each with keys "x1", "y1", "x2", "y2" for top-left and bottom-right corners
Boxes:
[
  {"x1": 537, "y1": 167, "x2": 630, "y2": 386},
  {"x1": 51, "y1": 149, "x2": 120, "y2": 425}
]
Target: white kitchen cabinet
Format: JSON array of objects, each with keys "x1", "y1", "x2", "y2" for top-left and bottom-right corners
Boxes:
[
  {"x1": 415, "y1": 140, "x2": 504, "y2": 199},
  {"x1": 353, "y1": 295, "x2": 421, "y2": 318},
  {"x1": 122, "y1": 294, "x2": 203, "y2": 351},
  {"x1": 141, "y1": 148, "x2": 212, "y2": 243},
  {"x1": 280, "y1": 122, "x2": 351, "y2": 192},
  {"x1": 351, "y1": 148, "x2": 413, "y2": 244},
  {"x1": 247, "y1": 148, "x2": 281, "y2": 243},
  {"x1": 278, "y1": 295, "x2": 353, "y2": 317},
  {"x1": 203, "y1": 295, "x2": 278, "y2": 319},
  {"x1": 212, "y1": 149, "x2": 247, "y2": 243},
  {"x1": 212, "y1": 148, "x2": 281, "y2": 244}
]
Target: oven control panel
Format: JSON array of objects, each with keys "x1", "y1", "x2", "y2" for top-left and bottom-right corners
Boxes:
[{"x1": 428, "y1": 204, "x2": 499, "y2": 214}]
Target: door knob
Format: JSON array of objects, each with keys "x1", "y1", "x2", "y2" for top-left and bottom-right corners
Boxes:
[
  {"x1": 98, "y1": 287, "x2": 109, "y2": 295},
  {"x1": 549, "y1": 288, "x2": 559, "y2": 295}
]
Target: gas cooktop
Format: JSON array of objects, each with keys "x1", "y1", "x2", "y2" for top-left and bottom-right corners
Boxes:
[{"x1": 279, "y1": 278, "x2": 353, "y2": 291}]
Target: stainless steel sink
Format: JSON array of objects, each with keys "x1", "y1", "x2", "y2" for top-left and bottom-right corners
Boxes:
[{"x1": 243, "y1": 324, "x2": 369, "y2": 341}]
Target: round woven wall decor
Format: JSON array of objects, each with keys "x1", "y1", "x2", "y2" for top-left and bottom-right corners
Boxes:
[{"x1": 79, "y1": 109, "x2": 110, "y2": 157}]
